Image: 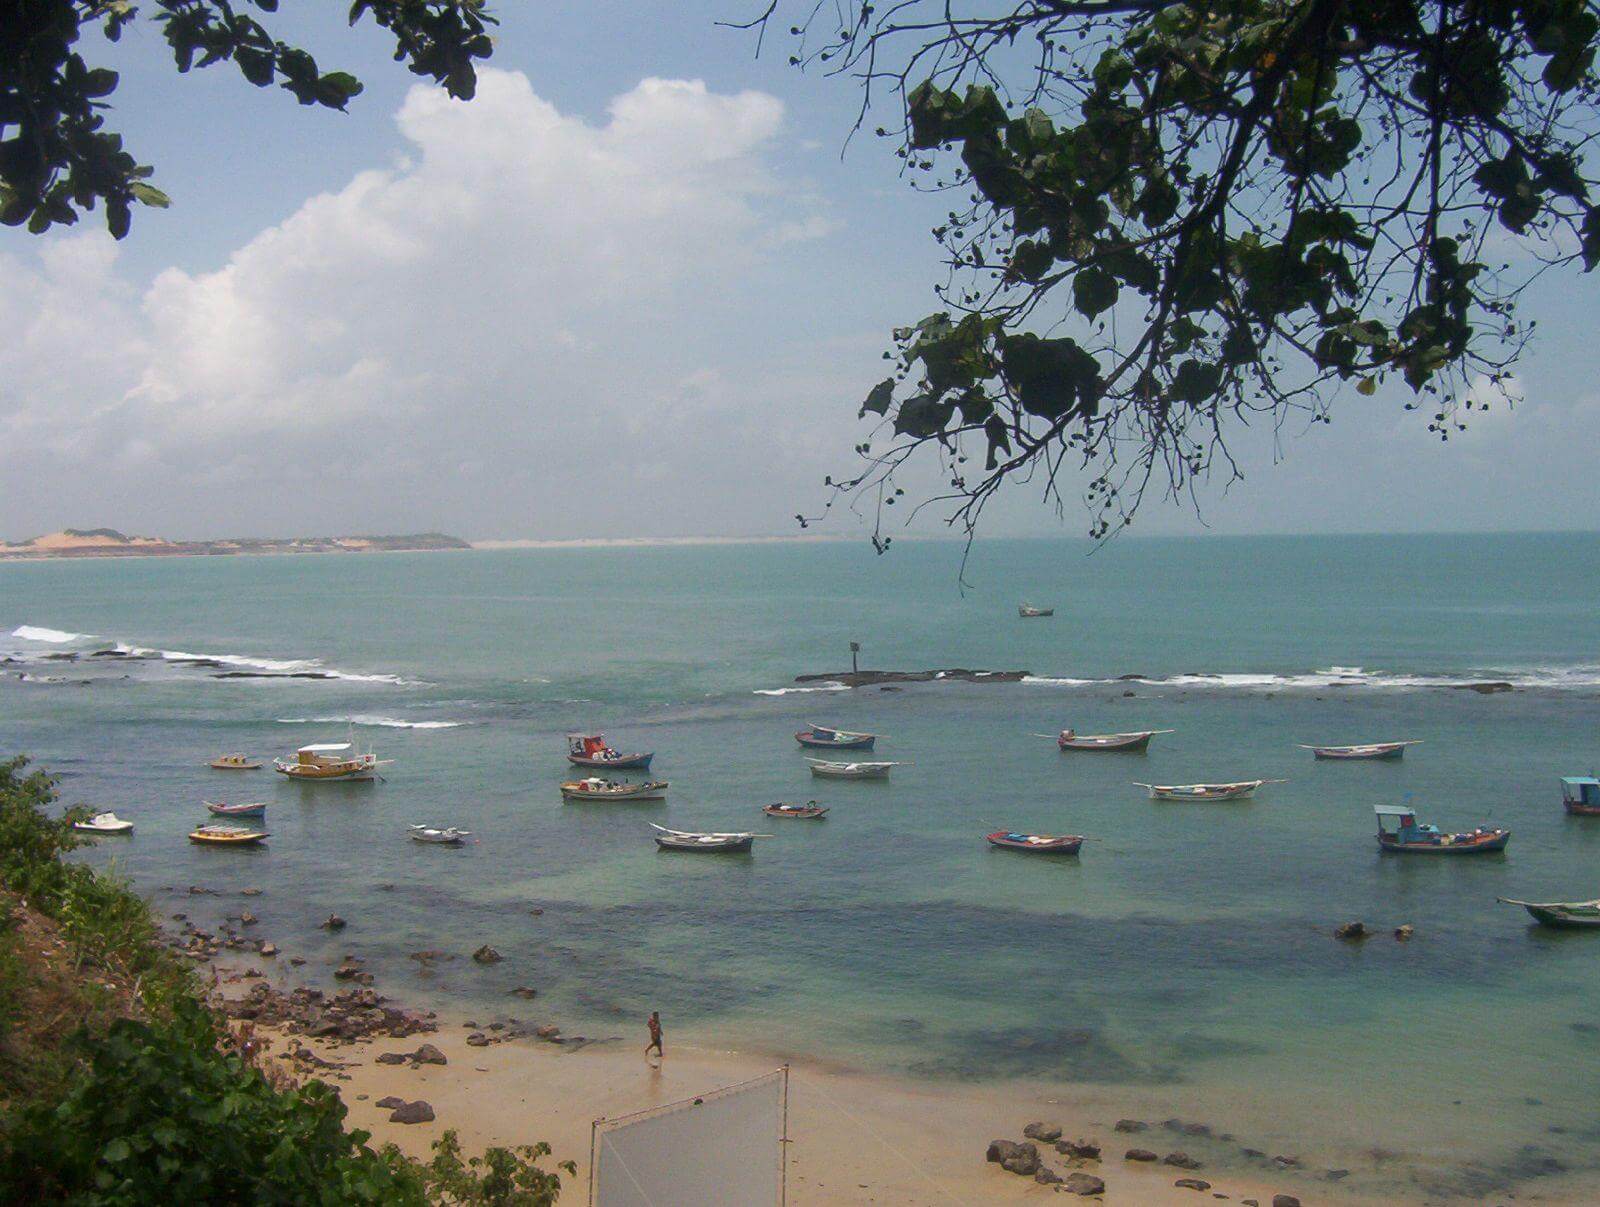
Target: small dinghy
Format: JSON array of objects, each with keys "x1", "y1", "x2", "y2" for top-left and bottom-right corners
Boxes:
[
  {"x1": 209, "y1": 753, "x2": 262, "y2": 770},
  {"x1": 408, "y1": 824, "x2": 470, "y2": 845},
  {"x1": 74, "y1": 811, "x2": 134, "y2": 834},
  {"x1": 651, "y1": 823, "x2": 759, "y2": 853},
  {"x1": 986, "y1": 831, "x2": 1083, "y2": 854},
  {"x1": 560, "y1": 777, "x2": 668, "y2": 802},
  {"x1": 1056, "y1": 729, "x2": 1171, "y2": 752},
  {"x1": 762, "y1": 801, "x2": 829, "y2": 819},
  {"x1": 1375, "y1": 805, "x2": 1509, "y2": 854},
  {"x1": 567, "y1": 733, "x2": 653, "y2": 770},
  {"x1": 1498, "y1": 896, "x2": 1600, "y2": 928},
  {"x1": 1018, "y1": 604, "x2": 1054, "y2": 618},
  {"x1": 188, "y1": 825, "x2": 268, "y2": 846},
  {"x1": 1561, "y1": 777, "x2": 1600, "y2": 815},
  {"x1": 1300, "y1": 741, "x2": 1420, "y2": 760},
  {"x1": 1135, "y1": 779, "x2": 1284, "y2": 802},
  {"x1": 795, "y1": 724, "x2": 877, "y2": 751},
  {"x1": 807, "y1": 759, "x2": 902, "y2": 780},
  {"x1": 204, "y1": 799, "x2": 267, "y2": 818}
]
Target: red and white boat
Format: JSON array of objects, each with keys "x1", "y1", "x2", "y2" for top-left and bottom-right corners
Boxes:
[{"x1": 567, "y1": 733, "x2": 653, "y2": 770}]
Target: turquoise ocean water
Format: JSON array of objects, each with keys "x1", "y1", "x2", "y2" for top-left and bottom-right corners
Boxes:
[{"x1": 4, "y1": 533, "x2": 1600, "y2": 1199}]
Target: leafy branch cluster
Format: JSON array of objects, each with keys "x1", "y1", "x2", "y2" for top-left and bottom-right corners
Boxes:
[
  {"x1": 1, "y1": 0, "x2": 495, "y2": 237},
  {"x1": 754, "y1": 0, "x2": 1600, "y2": 538}
]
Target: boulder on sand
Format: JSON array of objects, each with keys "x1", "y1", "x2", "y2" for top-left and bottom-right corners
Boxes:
[
  {"x1": 411, "y1": 1043, "x2": 447, "y2": 1065},
  {"x1": 376, "y1": 1095, "x2": 405, "y2": 1109},
  {"x1": 1058, "y1": 1139, "x2": 1101, "y2": 1159},
  {"x1": 1064, "y1": 1172, "x2": 1107, "y2": 1195},
  {"x1": 375, "y1": 1052, "x2": 407, "y2": 1065},
  {"x1": 1114, "y1": 1118, "x2": 1148, "y2": 1133},
  {"x1": 1125, "y1": 1148, "x2": 1158, "y2": 1162},
  {"x1": 389, "y1": 1100, "x2": 435, "y2": 1124},
  {"x1": 1023, "y1": 1121, "x2": 1063, "y2": 1143},
  {"x1": 985, "y1": 1140, "x2": 1040, "y2": 1175},
  {"x1": 1175, "y1": 1177, "x2": 1213, "y2": 1191},
  {"x1": 1164, "y1": 1151, "x2": 1202, "y2": 1169}
]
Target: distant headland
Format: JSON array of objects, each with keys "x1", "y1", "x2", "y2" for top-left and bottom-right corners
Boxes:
[{"x1": 0, "y1": 528, "x2": 471, "y2": 561}]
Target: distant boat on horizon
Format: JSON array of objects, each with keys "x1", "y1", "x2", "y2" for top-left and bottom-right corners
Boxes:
[{"x1": 1018, "y1": 603, "x2": 1054, "y2": 618}]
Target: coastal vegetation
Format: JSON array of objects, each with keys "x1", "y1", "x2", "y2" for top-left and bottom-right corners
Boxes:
[{"x1": 0, "y1": 756, "x2": 572, "y2": 1205}]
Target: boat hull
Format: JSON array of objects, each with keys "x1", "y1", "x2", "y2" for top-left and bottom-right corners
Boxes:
[
  {"x1": 1521, "y1": 903, "x2": 1600, "y2": 928},
  {"x1": 209, "y1": 760, "x2": 262, "y2": 770},
  {"x1": 986, "y1": 831, "x2": 1083, "y2": 854},
  {"x1": 560, "y1": 781, "x2": 668, "y2": 802},
  {"x1": 1060, "y1": 734, "x2": 1153, "y2": 752},
  {"x1": 274, "y1": 762, "x2": 378, "y2": 780},
  {"x1": 205, "y1": 802, "x2": 266, "y2": 817},
  {"x1": 1312, "y1": 745, "x2": 1406, "y2": 760},
  {"x1": 762, "y1": 804, "x2": 829, "y2": 819},
  {"x1": 1564, "y1": 801, "x2": 1600, "y2": 816},
  {"x1": 189, "y1": 830, "x2": 268, "y2": 846},
  {"x1": 654, "y1": 836, "x2": 754, "y2": 853},
  {"x1": 1144, "y1": 783, "x2": 1260, "y2": 801},
  {"x1": 809, "y1": 764, "x2": 891, "y2": 779},
  {"x1": 795, "y1": 731, "x2": 875, "y2": 750},
  {"x1": 1378, "y1": 831, "x2": 1510, "y2": 854},
  {"x1": 567, "y1": 753, "x2": 653, "y2": 770},
  {"x1": 74, "y1": 821, "x2": 133, "y2": 834}
]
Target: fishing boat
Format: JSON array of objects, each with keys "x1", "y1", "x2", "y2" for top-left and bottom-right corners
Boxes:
[
  {"x1": 567, "y1": 733, "x2": 653, "y2": 770},
  {"x1": 1561, "y1": 777, "x2": 1600, "y2": 815},
  {"x1": 1057, "y1": 729, "x2": 1171, "y2": 752},
  {"x1": 273, "y1": 742, "x2": 389, "y2": 781},
  {"x1": 650, "y1": 823, "x2": 757, "y2": 853},
  {"x1": 794, "y1": 724, "x2": 877, "y2": 751},
  {"x1": 188, "y1": 825, "x2": 268, "y2": 846},
  {"x1": 985, "y1": 831, "x2": 1083, "y2": 854},
  {"x1": 209, "y1": 753, "x2": 262, "y2": 770},
  {"x1": 1374, "y1": 805, "x2": 1509, "y2": 854},
  {"x1": 806, "y1": 759, "x2": 902, "y2": 780},
  {"x1": 1134, "y1": 779, "x2": 1284, "y2": 802},
  {"x1": 73, "y1": 811, "x2": 133, "y2": 834},
  {"x1": 762, "y1": 801, "x2": 829, "y2": 819},
  {"x1": 560, "y1": 777, "x2": 668, "y2": 802},
  {"x1": 204, "y1": 800, "x2": 267, "y2": 818},
  {"x1": 408, "y1": 824, "x2": 470, "y2": 845},
  {"x1": 1300, "y1": 741, "x2": 1421, "y2": 760},
  {"x1": 1018, "y1": 604, "x2": 1054, "y2": 618},
  {"x1": 1497, "y1": 897, "x2": 1600, "y2": 928}
]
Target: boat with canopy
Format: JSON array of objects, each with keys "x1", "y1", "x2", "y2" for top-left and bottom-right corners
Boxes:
[
  {"x1": 762, "y1": 801, "x2": 829, "y2": 819},
  {"x1": 73, "y1": 811, "x2": 133, "y2": 834},
  {"x1": 985, "y1": 830, "x2": 1083, "y2": 854},
  {"x1": 567, "y1": 733, "x2": 653, "y2": 770},
  {"x1": 1056, "y1": 729, "x2": 1172, "y2": 751},
  {"x1": 1300, "y1": 741, "x2": 1421, "y2": 760},
  {"x1": 1561, "y1": 777, "x2": 1600, "y2": 815},
  {"x1": 1375, "y1": 805, "x2": 1509, "y2": 854},
  {"x1": 650, "y1": 823, "x2": 760, "y2": 853},
  {"x1": 1134, "y1": 779, "x2": 1284, "y2": 802},
  {"x1": 560, "y1": 777, "x2": 668, "y2": 802},
  {"x1": 209, "y1": 754, "x2": 262, "y2": 770},
  {"x1": 188, "y1": 825, "x2": 268, "y2": 846},
  {"x1": 409, "y1": 824, "x2": 470, "y2": 845},
  {"x1": 806, "y1": 759, "x2": 902, "y2": 780},
  {"x1": 204, "y1": 800, "x2": 267, "y2": 818},
  {"x1": 274, "y1": 742, "x2": 389, "y2": 781},
  {"x1": 794, "y1": 724, "x2": 877, "y2": 751},
  {"x1": 1498, "y1": 896, "x2": 1600, "y2": 928}
]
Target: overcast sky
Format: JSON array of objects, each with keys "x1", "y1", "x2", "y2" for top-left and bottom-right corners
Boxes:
[{"x1": 4, "y1": 1, "x2": 1599, "y2": 542}]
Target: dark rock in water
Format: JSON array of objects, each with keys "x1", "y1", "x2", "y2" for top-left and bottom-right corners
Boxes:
[
  {"x1": 1058, "y1": 1139, "x2": 1100, "y2": 1160},
  {"x1": 1123, "y1": 690, "x2": 1137, "y2": 697},
  {"x1": 1182, "y1": 1122, "x2": 1212, "y2": 1137},
  {"x1": 389, "y1": 1100, "x2": 434, "y2": 1124},
  {"x1": 376, "y1": 1052, "x2": 407, "y2": 1066},
  {"x1": 1241, "y1": 1148, "x2": 1266, "y2": 1160},
  {"x1": 376, "y1": 1095, "x2": 405, "y2": 1109},
  {"x1": 1271, "y1": 1196, "x2": 1301, "y2": 1207},
  {"x1": 528, "y1": 907, "x2": 544, "y2": 916},
  {"x1": 510, "y1": 986, "x2": 538, "y2": 999},
  {"x1": 535, "y1": 1024, "x2": 560, "y2": 1039},
  {"x1": 1024, "y1": 1121, "x2": 1063, "y2": 1143},
  {"x1": 213, "y1": 669, "x2": 336, "y2": 679},
  {"x1": 241, "y1": 887, "x2": 262, "y2": 896},
  {"x1": 793, "y1": 667, "x2": 1028, "y2": 687},
  {"x1": 1272, "y1": 1155, "x2": 1300, "y2": 1167},
  {"x1": 1325, "y1": 1168, "x2": 1350, "y2": 1181},
  {"x1": 1164, "y1": 1152, "x2": 1202, "y2": 1169},
  {"x1": 334, "y1": 963, "x2": 366, "y2": 981},
  {"x1": 289, "y1": 956, "x2": 306, "y2": 966},
  {"x1": 1063, "y1": 1172, "x2": 1106, "y2": 1195},
  {"x1": 1334, "y1": 921, "x2": 1368, "y2": 941},
  {"x1": 1114, "y1": 1119, "x2": 1149, "y2": 1133},
  {"x1": 1453, "y1": 680, "x2": 1513, "y2": 693},
  {"x1": 321, "y1": 914, "x2": 346, "y2": 930},
  {"x1": 1034, "y1": 1167, "x2": 1063, "y2": 1185},
  {"x1": 1125, "y1": 1148, "x2": 1159, "y2": 1162},
  {"x1": 1395, "y1": 924, "x2": 1414, "y2": 941},
  {"x1": 1570, "y1": 1021, "x2": 1599, "y2": 1035},
  {"x1": 879, "y1": 686, "x2": 901, "y2": 692},
  {"x1": 239, "y1": 912, "x2": 257, "y2": 926},
  {"x1": 411, "y1": 1043, "x2": 447, "y2": 1065},
  {"x1": 1175, "y1": 1178, "x2": 1212, "y2": 1191},
  {"x1": 472, "y1": 944, "x2": 502, "y2": 964},
  {"x1": 258, "y1": 943, "x2": 277, "y2": 957},
  {"x1": 410, "y1": 949, "x2": 452, "y2": 963}
]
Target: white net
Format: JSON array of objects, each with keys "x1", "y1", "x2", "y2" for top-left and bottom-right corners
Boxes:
[{"x1": 593, "y1": 1069, "x2": 785, "y2": 1207}]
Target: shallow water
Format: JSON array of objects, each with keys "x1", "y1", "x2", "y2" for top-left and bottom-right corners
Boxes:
[{"x1": 4, "y1": 533, "x2": 1600, "y2": 1199}]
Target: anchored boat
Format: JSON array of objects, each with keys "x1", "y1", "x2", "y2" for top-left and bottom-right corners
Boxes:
[
  {"x1": 73, "y1": 811, "x2": 133, "y2": 834},
  {"x1": 209, "y1": 753, "x2": 262, "y2": 770},
  {"x1": 985, "y1": 830, "x2": 1083, "y2": 854},
  {"x1": 274, "y1": 742, "x2": 389, "y2": 781},
  {"x1": 409, "y1": 824, "x2": 470, "y2": 845},
  {"x1": 1057, "y1": 729, "x2": 1171, "y2": 752},
  {"x1": 762, "y1": 801, "x2": 829, "y2": 819},
  {"x1": 650, "y1": 824, "x2": 758, "y2": 853},
  {"x1": 567, "y1": 733, "x2": 653, "y2": 770},
  {"x1": 806, "y1": 759, "x2": 902, "y2": 780},
  {"x1": 795, "y1": 724, "x2": 877, "y2": 751},
  {"x1": 204, "y1": 800, "x2": 267, "y2": 818},
  {"x1": 188, "y1": 825, "x2": 268, "y2": 847},
  {"x1": 1498, "y1": 897, "x2": 1600, "y2": 928},
  {"x1": 1135, "y1": 779, "x2": 1283, "y2": 802},
  {"x1": 1561, "y1": 777, "x2": 1600, "y2": 815},
  {"x1": 560, "y1": 777, "x2": 668, "y2": 802},
  {"x1": 1375, "y1": 805, "x2": 1509, "y2": 854},
  {"x1": 1301, "y1": 741, "x2": 1420, "y2": 760},
  {"x1": 1018, "y1": 604, "x2": 1054, "y2": 618}
]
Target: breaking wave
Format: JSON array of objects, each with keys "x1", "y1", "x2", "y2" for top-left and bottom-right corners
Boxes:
[
  {"x1": 276, "y1": 715, "x2": 462, "y2": 730},
  {"x1": 1022, "y1": 665, "x2": 1600, "y2": 691},
  {"x1": 753, "y1": 682, "x2": 852, "y2": 696}
]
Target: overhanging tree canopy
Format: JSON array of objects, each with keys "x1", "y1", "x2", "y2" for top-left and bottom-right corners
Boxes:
[{"x1": 750, "y1": 0, "x2": 1600, "y2": 540}]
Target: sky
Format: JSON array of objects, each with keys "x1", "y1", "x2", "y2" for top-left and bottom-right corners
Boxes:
[{"x1": 3, "y1": 2, "x2": 1600, "y2": 542}]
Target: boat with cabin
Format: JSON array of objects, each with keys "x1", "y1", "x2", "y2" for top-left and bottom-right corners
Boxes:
[
  {"x1": 1300, "y1": 741, "x2": 1420, "y2": 760},
  {"x1": 73, "y1": 811, "x2": 133, "y2": 834},
  {"x1": 409, "y1": 824, "x2": 470, "y2": 845},
  {"x1": 204, "y1": 800, "x2": 267, "y2": 818},
  {"x1": 807, "y1": 759, "x2": 901, "y2": 780},
  {"x1": 274, "y1": 742, "x2": 389, "y2": 781},
  {"x1": 795, "y1": 724, "x2": 877, "y2": 751},
  {"x1": 762, "y1": 801, "x2": 829, "y2": 819},
  {"x1": 1498, "y1": 897, "x2": 1600, "y2": 928},
  {"x1": 651, "y1": 823, "x2": 757, "y2": 853},
  {"x1": 985, "y1": 831, "x2": 1084, "y2": 854},
  {"x1": 188, "y1": 825, "x2": 268, "y2": 846},
  {"x1": 1057, "y1": 729, "x2": 1171, "y2": 752},
  {"x1": 560, "y1": 777, "x2": 668, "y2": 802},
  {"x1": 1018, "y1": 604, "x2": 1055, "y2": 618},
  {"x1": 567, "y1": 733, "x2": 653, "y2": 770},
  {"x1": 1374, "y1": 805, "x2": 1509, "y2": 854},
  {"x1": 1135, "y1": 779, "x2": 1283, "y2": 802},
  {"x1": 209, "y1": 754, "x2": 262, "y2": 770},
  {"x1": 1561, "y1": 777, "x2": 1600, "y2": 815}
]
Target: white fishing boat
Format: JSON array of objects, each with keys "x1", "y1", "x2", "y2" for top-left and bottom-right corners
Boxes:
[
  {"x1": 408, "y1": 824, "x2": 471, "y2": 845},
  {"x1": 560, "y1": 777, "x2": 668, "y2": 802},
  {"x1": 650, "y1": 823, "x2": 760, "y2": 853},
  {"x1": 73, "y1": 811, "x2": 133, "y2": 834},
  {"x1": 806, "y1": 759, "x2": 903, "y2": 780},
  {"x1": 1056, "y1": 729, "x2": 1173, "y2": 751},
  {"x1": 1018, "y1": 604, "x2": 1054, "y2": 618},
  {"x1": 1299, "y1": 741, "x2": 1421, "y2": 760},
  {"x1": 1134, "y1": 779, "x2": 1284, "y2": 802},
  {"x1": 274, "y1": 741, "x2": 391, "y2": 781},
  {"x1": 1498, "y1": 897, "x2": 1600, "y2": 928}
]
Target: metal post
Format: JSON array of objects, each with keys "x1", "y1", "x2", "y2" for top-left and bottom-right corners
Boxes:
[
  {"x1": 849, "y1": 641, "x2": 860, "y2": 675},
  {"x1": 587, "y1": 1118, "x2": 599, "y2": 1207},
  {"x1": 780, "y1": 1065, "x2": 790, "y2": 1206}
]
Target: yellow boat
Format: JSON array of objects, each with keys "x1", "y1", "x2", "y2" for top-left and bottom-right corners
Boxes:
[
  {"x1": 188, "y1": 825, "x2": 269, "y2": 846},
  {"x1": 273, "y1": 742, "x2": 390, "y2": 781},
  {"x1": 209, "y1": 753, "x2": 262, "y2": 770}
]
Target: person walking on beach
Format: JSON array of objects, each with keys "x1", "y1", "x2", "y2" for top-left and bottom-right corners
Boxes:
[{"x1": 645, "y1": 1011, "x2": 663, "y2": 1062}]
